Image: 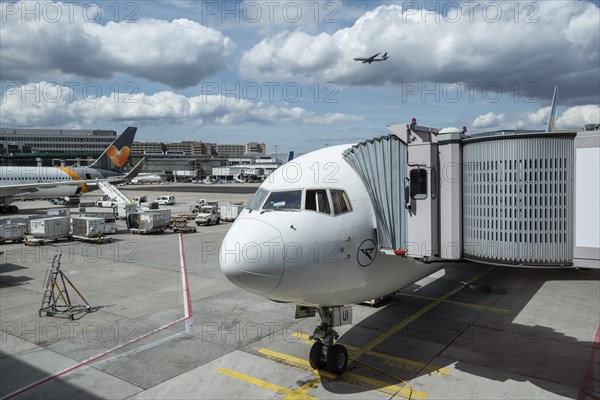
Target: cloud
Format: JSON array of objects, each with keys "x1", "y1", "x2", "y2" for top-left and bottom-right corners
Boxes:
[
  {"x1": 0, "y1": 82, "x2": 363, "y2": 128},
  {"x1": 240, "y1": 1, "x2": 599, "y2": 104},
  {"x1": 470, "y1": 104, "x2": 600, "y2": 131},
  {"x1": 0, "y1": 1, "x2": 234, "y2": 88},
  {"x1": 472, "y1": 112, "x2": 505, "y2": 129},
  {"x1": 557, "y1": 105, "x2": 600, "y2": 128},
  {"x1": 165, "y1": 1, "x2": 367, "y2": 35}
]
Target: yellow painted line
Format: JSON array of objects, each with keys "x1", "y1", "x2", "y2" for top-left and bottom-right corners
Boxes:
[
  {"x1": 292, "y1": 332, "x2": 451, "y2": 378},
  {"x1": 344, "y1": 371, "x2": 427, "y2": 399},
  {"x1": 217, "y1": 367, "x2": 318, "y2": 400},
  {"x1": 396, "y1": 292, "x2": 509, "y2": 314},
  {"x1": 355, "y1": 266, "x2": 495, "y2": 358},
  {"x1": 258, "y1": 348, "x2": 336, "y2": 379},
  {"x1": 258, "y1": 348, "x2": 428, "y2": 399}
]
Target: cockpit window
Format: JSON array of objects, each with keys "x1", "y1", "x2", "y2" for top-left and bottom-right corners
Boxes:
[
  {"x1": 305, "y1": 189, "x2": 331, "y2": 214},
  {"x1": 263, "y1": 190, "x2": 302, "y2": 210},
  {"x1": 245, "y1": 188, "x2": 269, "y2": 210},
  {"x1": 331, "y1": 190, "x2": 352, "y2": 215}
]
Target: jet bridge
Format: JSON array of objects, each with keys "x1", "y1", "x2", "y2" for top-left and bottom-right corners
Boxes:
[
  {"x1": 343, "y1": 121, "x2": 600, "y2": 269},
  {"x1": 343, "y1": 135, "x2": 408, "y2": 252}
]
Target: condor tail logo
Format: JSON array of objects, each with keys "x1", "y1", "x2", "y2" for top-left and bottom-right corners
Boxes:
[
  {"x1": 106, "y1": 145, "x2": 131, "y2": 167},
  {"x1": 89, "y1": 127, "x2": 137, "y2": 171}
]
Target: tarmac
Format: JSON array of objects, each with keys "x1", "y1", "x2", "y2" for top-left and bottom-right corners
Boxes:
[{"x1": 1, "y1": 183, "x2": 599, "y2": 399}]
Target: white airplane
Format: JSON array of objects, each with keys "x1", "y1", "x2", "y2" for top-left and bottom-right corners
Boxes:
[
  {"x1": 221, "y1": 109, "x2": 600, "y2": 374},
  {"x1": 130, "y1": 173, "x2": 163, "y2": 184},
  {"x1": 0, "y1": 127, "x2": 142, "y2": 213},
  {"x1": 353, "y1": 51, "x2": 389, "y2": 63},
  {"x1": 220, "y1": 142, "x2": 442, "y2": 374}
]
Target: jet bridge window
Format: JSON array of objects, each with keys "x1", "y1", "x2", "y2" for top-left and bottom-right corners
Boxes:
[
  {"x1": 305, "y1": 189, "x2": 331, "y2": 214},
  {"x1": 410, "y1": 168, "x2": 428, "y2": 200},
  {"x1": 331, "y1": 189, "x2": 352, "y2": 215},
  {"x1": 245, "y1": 188, "x2": 269, "y2": 210},
  {"x1": 263, "y1": 190, "x2": 302, "y2": 211}
]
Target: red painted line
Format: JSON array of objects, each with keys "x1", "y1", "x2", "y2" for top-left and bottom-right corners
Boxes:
[
  {"x1": 3, "y1": 237, "x2": 195, "y2": 400},
  {"x1": 579, "y1": 324, "x2": 600, "y2": 400},
  {"x1": 2, "y1": 317, "x2": 189, "y2": 400},
  {"x1": 179, "y1": 233, "x2": 193, "y2": 319}
]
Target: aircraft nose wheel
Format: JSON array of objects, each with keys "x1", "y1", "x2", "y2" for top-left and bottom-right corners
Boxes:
[
  {"x1": 309, "y1": 341, "x2": 325, "y2": 370},
  {"x1": 309, "y1": 341, "x2": 349, "y2": 374},
  {"x1": 309, "y1": 307, "x2": 350, "y2": 374},
  {"x1": 327, "y1": 344, "x2": 348, "y2": 374}
]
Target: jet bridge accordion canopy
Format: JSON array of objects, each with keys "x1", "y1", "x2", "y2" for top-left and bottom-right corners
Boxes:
[
  {"x1": 462, "y1": 132, "x2": 575, "y2": 266},
  {"x1": 343, "y1": 136, "x2": 408, "y2": 252}
]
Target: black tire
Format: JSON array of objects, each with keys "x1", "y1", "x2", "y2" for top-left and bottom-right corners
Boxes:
[
  {"x1": 326, "y1": 344, "x2": 348, "y2": 374},
  {"x1": 309, "y1": 341, "x2": 325, "y2": 370},
  {"x1": 8, "y1": 205, "x2": 18, "y2": 213},
  {"x1": 216, "y1": 218, "x2": 221, "y2": 225}
]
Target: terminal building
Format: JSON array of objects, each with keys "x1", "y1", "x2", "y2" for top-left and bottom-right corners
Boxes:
[
  {"x1": 131, "y1": 140, "x2": 266, "y2": 158},
  {"x1": 131, "y1": 140, "x2": 270, "y2": 180},
  {"x1": 0, "y1": 128, "x2": 117, "y2": 166},
  {"x1": 0, "y1": 128, "x2": 269, "y2": 175}
]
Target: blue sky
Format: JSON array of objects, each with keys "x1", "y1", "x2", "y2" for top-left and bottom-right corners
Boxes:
[{"x1": 1, "y1": 0, "x2": 599, "y2": 154}]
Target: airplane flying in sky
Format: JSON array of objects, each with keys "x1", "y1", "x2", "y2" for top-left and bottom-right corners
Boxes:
[
  {"x1": 353, "y1": 52, "x2": 389, "y2": 63},
  {"x1": 220, "y1": 100, "x2": 599, "y2": 374},
  {"x1": 0, "y1": 127, "x2": 142, "y2": 213}
]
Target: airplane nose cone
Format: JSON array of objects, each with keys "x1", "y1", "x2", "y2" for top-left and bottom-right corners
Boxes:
[{"x1": 220, "y1": 218, "x2": 285, "y2": 295}]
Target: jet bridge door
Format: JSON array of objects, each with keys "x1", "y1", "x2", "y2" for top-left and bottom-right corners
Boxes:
[
  {"x1": 405, "y1": 140, "x2": 439, "y2": 259},
  {"x1": 343, "y1": 136, "x2": 408, "y2": 253}
]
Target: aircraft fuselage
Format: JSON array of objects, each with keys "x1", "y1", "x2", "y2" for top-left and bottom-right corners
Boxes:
[{"x1": 220, "y1": 145, "x2": 440, "y2": 306}]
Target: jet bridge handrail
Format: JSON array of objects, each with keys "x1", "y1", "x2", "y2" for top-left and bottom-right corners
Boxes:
[{"x1": 342, "y1": 135, "x2": 408, "y2": 252}]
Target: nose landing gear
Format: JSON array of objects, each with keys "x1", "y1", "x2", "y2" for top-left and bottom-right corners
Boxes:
[{"x1": 308, "y1": 307, "x2": 350, "y2": 374}]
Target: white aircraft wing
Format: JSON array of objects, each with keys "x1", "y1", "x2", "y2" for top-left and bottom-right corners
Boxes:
[{"x1": 0, "y1": 180, "x2": 90, "y2": 197}]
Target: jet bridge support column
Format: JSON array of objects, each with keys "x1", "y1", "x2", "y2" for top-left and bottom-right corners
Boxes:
[
  {"x1": 438, "y1": 129, "x2": 465, "y2": 259},
  {"x1": 573, "y1": 131, "x2": 600, "y2": 268}
]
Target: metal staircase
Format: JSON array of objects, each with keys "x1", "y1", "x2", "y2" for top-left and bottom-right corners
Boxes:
[{"x1": 98, "y1": 181, "x2": 131, "y2": 204}]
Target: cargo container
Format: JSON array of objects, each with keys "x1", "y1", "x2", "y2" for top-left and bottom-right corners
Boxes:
[
  {"x1": 219, "y1": 204, "x2": 244, "y2": 222},
  {"x1": 0, "y1": 223, "x2": 26, "y2": 243},
  {"x1": 116, "y1": 203, "x2": 137, "y2": 220},
  {"x1": 71, "y1": 217, "x2": 105, "y2": 238},
  {"x1": 29, "y1": 217, "x2": 71, "y2": 239},
  {"x1": 81, "y1": 213, "x2": 118, "y2": 234},
  {"x1": 140, "y1": 202, "x2": 159, "y2": 211},
  {"x1": 127, "y1": 210, "x2": 171, "y2": 233},
  {"x1": 47, "y1": 208, "x2": 71, "y2": 216}
]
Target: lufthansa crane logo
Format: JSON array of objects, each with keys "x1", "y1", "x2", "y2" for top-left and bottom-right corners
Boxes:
[{"x1": 357, "y1": 239, "x2": 377, "y2": 267}]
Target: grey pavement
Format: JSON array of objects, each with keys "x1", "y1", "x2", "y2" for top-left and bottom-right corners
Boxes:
[{"x1": 1, "y1": 187, "x2": 599, "y2": 399}]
